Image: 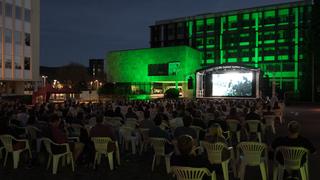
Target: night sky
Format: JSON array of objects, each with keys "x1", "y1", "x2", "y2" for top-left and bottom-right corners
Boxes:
[{"x1": 40, "y1": 0, "x2": 296, "y2": 67}]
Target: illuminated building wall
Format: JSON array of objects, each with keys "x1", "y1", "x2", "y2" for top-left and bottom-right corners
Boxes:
[
  {"x1": 106, "y1": 46, "x2": 202, "y2": 98},
  {"x1": 0, "y1": 0, "x2": 40, "y2": 95},
  {"x1": 150, "y1": 1, "x2": 318, "y2": 100}
]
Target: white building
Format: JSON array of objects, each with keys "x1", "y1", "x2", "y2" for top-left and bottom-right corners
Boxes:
[{"x1": 0, "y1": 0, "x2": 39, "y2": 95}]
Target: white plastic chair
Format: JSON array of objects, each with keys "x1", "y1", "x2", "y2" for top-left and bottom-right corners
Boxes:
[
  {"x1": 139, "y1": 128, "x2": 150, "y2": 155},
  {"x1": 226, "y1": 119, "x2": 241, "y2": 143},
  {"x1": 0, "y1": 134, "x2": 32, "y2": 169},
  {"x1": 149, "y1": 137, "x2": 172, "y2": 174},
  {"x1": 119, "y1": 126, "x2": 139, "y2": 154},
  {"x1": 273, "y1": 109, "x2": 283, "y2": 124},
  {"x1": 263, "y1": 115, "x2": 276, "y2": 134},
  {"x1": 202, "y1": 141, "x2": 236, "y2": 180},
  {"x1": 236, "y1": 142, "x2": 268, "y2": 180},
  {"x1": 273, "y1": 146, "x2": 309, "y2": 180},
  {"x1": 41, "y1": 138, "x2": 74, "y2": 174},
  {"x1": 190, "y1": 125, "x2": 205, "y2": 141},
  {"x1": 91, "y1": 137, "x2": 115, "y2": 170},
  {"x1": 171, "y1": 166, "x2": 217, "y2": 180},
  {"x1": 244, "y1": 120, "x2": 263, "y2": 142}
]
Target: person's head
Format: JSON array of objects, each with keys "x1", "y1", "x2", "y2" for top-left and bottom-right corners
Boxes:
[
  {"x1": 153, "y1": 115, "x2": 163, "y2": 126},
  {"x1": 177, "y1": 135, "x2": 194, "y2": 155},
  {"x1": 287, "y1": 121, "x2": 300, "y2": 137},
  {"x1": 182, "y1": 115, "x2": 193, "y2": 127},
  {"x1": 50, "y1": 114, "x2": 61, "y2": 127},
  {"x1": 115, "y1": 107, "x2": 121, "y2": 113},
  {"x1": 208, "y1": 123, "x2": 223, "y2": 137},
  {"x1": 96, "y1": 114, "x2": 104, "y2": 124}
]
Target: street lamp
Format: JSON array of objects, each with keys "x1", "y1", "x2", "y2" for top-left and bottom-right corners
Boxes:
[{"x1": 41, "y1": 75, "x2": 48, "y2": 87}]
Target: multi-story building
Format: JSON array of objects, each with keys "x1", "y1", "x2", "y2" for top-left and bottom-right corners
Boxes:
[
  {"x1": 150, "y1": 0, "x2": 320, "y2": 101},
  {"x1": 0, "y1": 0, "x2": 40, "y2": 95},
  {"x1": 89, "y1": 59, "x2": 105, "y2": 81}
]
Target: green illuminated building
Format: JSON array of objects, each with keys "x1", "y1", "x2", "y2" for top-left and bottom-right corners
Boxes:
[
  {"x1": 150, "y1": 1, "x2": 320, "y2": 101},
  {"x1": 106, "y1": 46, "x2": 202, "y2": 98}
]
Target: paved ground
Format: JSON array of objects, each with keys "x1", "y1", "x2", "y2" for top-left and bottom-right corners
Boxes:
[{"x1": 0, "y1": 104, "x2": 319, "y2": 180}]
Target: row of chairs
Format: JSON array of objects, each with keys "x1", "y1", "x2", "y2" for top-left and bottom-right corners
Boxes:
[
  {"x1": 0, "y1": 135, "x2": 120, "y2": 174},
  {"x1": 148, "y1": 137, "x2": 309, "y2": 180}
]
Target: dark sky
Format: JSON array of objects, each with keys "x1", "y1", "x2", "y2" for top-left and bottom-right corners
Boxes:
[{"x1": 40, "y1": 0, "x2": 297, "y2": 67}]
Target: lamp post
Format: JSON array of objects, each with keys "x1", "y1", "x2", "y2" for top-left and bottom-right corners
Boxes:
[{"x1": 41, "y1": 75, "x2": 48, "y2": 87}]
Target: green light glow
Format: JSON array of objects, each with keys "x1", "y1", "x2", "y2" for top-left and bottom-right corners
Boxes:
[
  {"x1": 106, "y1": 46, "x2": 202, "y2": 84},
  {"x1": 294, "y1": 7, "x2": 299, "y2": 91},
  {"x1": 254, "y1": 12, "x2": 259, "y2": 67},
  {"x1": 240, "y1": 42, "x2": 250, "y2": 46}
]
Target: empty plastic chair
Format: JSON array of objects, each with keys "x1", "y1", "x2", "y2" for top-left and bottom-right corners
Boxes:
[{"x1": 236, "y1": 142, "x2": 268, "y2": 180}]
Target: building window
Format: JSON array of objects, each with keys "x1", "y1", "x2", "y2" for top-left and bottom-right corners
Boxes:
[
  {"x1": 24, "y1": 57, "x2": 30, "y2": 70},
  {"x1": 15, "y1": 62, "x2": 21, "y2": 69},
  {"x1": 5, "y1": 59, "x2": 11, "y2": 69},
  {"x1": 24, "y1": 9, "x2": 31, "y2": 22},
  {"x1": 0, "y1": 2, "x2": 3, "y2": 15},
  {"x1": 5, "y1": 29, "x2": 12, "y2": 43},
  {"x1": 25, "y1": 33, "x2": 30, "y2": 46},
  {"x1": 5, "y1": 3, "x2": 13, "y2": 17},
  {"x1": 14, "y1": 31, "x2": 21, "y2": 44},
  {"x1": 15, "y1": 6, "x2": 22, "y2": 20}
]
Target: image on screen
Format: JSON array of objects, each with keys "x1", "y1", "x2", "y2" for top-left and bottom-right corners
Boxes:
[{"x1": 212, "y1": 72, "x2": 253, "y2": 96}]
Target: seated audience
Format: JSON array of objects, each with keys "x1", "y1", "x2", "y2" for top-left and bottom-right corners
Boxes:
[
  {"x1": 271, "y1": 121, "x2": 316, "y2": 165},
  {"x1": 174, "y1": 115, "x2": 197, "y2": 139}
]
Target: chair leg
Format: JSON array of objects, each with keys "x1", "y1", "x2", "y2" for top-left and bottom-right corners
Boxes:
[
  {"x1": 139, "y1": 143, "x2": 144, "y2": 155},
  {"x1": 3, "y1": 151, "x2": 8, "y2": 167},
  {"x1": 97, "y1": 153, "x2": 102, "y2": 165},
  {"x1": 222, "y1": 161, "x2": 229, "y2": 180},
  {"x1": 70, "y1": 154, "x2": 75, "y2": 172},
  {"x1": 13, "y1": 151, "x2": 20, "y2": 169},
  {"x1": 93, "y1": 152, "x2": 98, "y2": 169},
  {"x1": 131, "y1": 138, "x2": 136, "y2": 155},
  {"x1": 259, "y1": 163, "x2": 267, "y2": 180},
  {"x1": 47, "y1": 155, "x2": 52, "y2": 169},
  {"x1": 239, "y1": 162, "x2": 246, "y2": 180},
  {"x1": 278, "y1": 166, "x2": 284, "y2": 180},
  {"x1": 52, "y1": 156, "x2": 60, "y2": 174},
  {"x1": 115, "y1": 142, "x2": 121, "y2": 165},
  {"x1": 107, "y1": 152, "x2": 114, "y2": 170},
  {"x1": 151, "y1": 155, "x2": 156, "y2": 172},
  {"x1": 236, "y1": 132, "x2": 241, "y2": 142},
  {"x1": 300, "y1": 167, "x2": 307, "y2": 180},
  {"x1": 165, "y1": 156, "x2": 171, "y2": 174}
]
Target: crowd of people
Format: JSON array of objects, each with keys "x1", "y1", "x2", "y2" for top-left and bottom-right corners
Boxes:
[{"x1": 0, "y1": 97, "x2": 316, "y2": 179}]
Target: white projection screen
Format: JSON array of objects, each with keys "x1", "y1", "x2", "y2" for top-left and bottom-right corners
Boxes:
[{"x1": 211, "y1": 72, "x2": 253, "y2": 96}]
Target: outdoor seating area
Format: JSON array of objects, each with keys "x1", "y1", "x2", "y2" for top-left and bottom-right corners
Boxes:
[{"x1": 0, "y1": 98, "x2": 318, "y2": 180}]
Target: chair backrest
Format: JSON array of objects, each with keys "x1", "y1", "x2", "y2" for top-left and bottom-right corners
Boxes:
[
  {"x1": 237, "y1": 142, "x2": 267, "y2": 165},
  {"x1": 263, "y1": 115, "x2": 275, "y2": 127},
  {"x1": 171, "y1": 166, "x2": 211, "y2": 180},
  {"x1": 275, "y1": 146, "x2": 309, "y2": 170},
  {"x1": 0, "y1": 135, "x2": 14, "y2": 152},
  {"x1": 149, "y1": 137, "x2": 167, "y2": 156},
  {"x1": 190, "y1": 126, "x2": 204, "y2": 140},
  {"x1": 244, "y1": 120, "x2": 261, "y2": 133},
  {"x1": 91, "y1": 137, "x2": 113, "y2": 153},
  {"x1": 226, "y1": 119, "x2": 240, "y2": 132},
  {"x1": 120, "y1": 126, "x2": 135, "y2": 140},
  {"x1": 41, "y1": 138, "x2": 55, "y2": 155},
  {"x1": 26, "y1": 126, "x2": 40, "y2": 140},
  {"x1": 201, "y1": 141, "x2": 228, "y2": 163},
  {"x1": 139, "y1": 128, "x2": 150, "y2": 143},
  {"x1": 125, "y1": 119, "x2": 137, "y2": 128}
]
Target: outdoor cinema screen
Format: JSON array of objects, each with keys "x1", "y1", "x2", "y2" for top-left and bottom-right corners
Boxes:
[{"x1": 211, "y1": 72, "x2": 253, "y2": 96}]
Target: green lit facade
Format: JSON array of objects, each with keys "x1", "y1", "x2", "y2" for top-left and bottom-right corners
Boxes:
[
  {"x1": 106, "y1": 46, "x2": 202, "y2": 98},
  {"x1": 150, "y1": 1, "x2": 319, "y2": 100}
]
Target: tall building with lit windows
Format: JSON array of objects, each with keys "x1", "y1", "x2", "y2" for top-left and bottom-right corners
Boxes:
[
  {"x1": 150, "y1": 0, "x2": 320, "y2": 101},
  {"x1": 0, "y1": 0, "x2": 40, "y2": 95}
]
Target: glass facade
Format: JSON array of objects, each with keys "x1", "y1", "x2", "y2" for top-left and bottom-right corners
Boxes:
[{"x1": 150, "y1": 2, "x2": 313, "y2": 93}]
